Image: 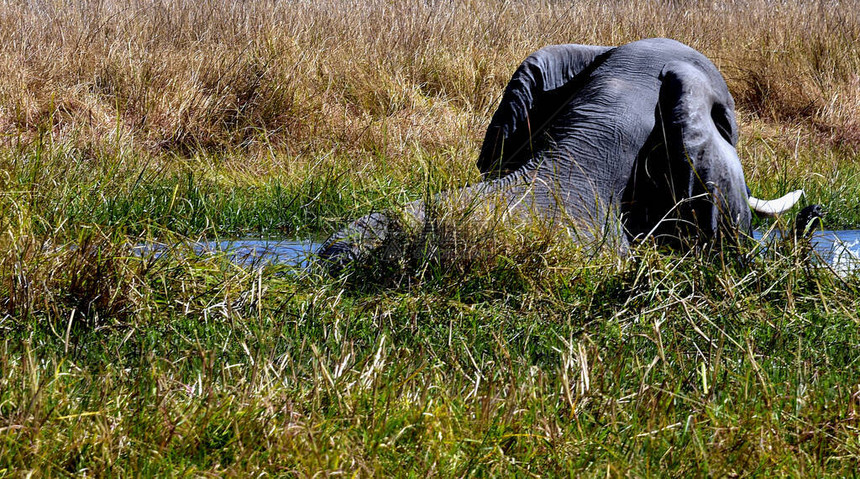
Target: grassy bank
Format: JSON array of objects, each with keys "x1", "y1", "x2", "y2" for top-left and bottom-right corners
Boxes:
[
  {"x1": 2, "y1": 0, "x2": 859, "y2": 476},
  {"x1": 2, "y1": 236, "x2": 859, "y2": 475}
]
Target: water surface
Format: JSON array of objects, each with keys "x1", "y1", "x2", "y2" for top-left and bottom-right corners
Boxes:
[
  {"x1": 754, "y1": 229, "x2": 860, "y2": 274},
  {"x1": 135, "y1": 239, "x2": 321, "y2": 268},
  {"x1": 137, "y1": 230, "x2": 860, "y2": 273}
]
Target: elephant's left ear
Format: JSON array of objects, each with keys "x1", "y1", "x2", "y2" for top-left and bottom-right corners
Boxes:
[{"x1": 478, "y1": 44, "x2": 613, "y2": 179}]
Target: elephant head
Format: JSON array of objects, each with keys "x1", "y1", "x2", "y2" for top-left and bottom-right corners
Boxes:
[
  {"x1": 620, "y1": 59, "x2": 754, "y2": 245},
  {"x1": 319, "y1": 38, "x2": 802, "y2": 267}
]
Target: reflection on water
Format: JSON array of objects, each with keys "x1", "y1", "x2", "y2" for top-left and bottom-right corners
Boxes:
[
  {"x1": 202, "y1": 239, "x2": 323, "y2": 267},
  {"x1": 753, "y1": 229, "x2": 860, "y2": 274},
  {"x1": 134, "y1": 239, "x2": 322, "y2": 268},
  {"x1": 136, "y1": 230, "x2": 860, "y2": 274}
]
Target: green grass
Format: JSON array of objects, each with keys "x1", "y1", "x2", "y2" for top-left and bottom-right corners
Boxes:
[
  {"x1": 1, "y1": 231, "x2": 858, "y2": 476},
  {"x1": 0, "y1": 140, "x2": 463, "y2": 242},
  {"x1": 1, "y1": 96, "x2": 859, "y2": 479},
  {"x1": 1, "y1": 136, "x2": 859, "y2": 476}
]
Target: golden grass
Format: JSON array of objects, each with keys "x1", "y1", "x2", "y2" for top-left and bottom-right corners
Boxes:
[{"x1": 0, "y1": 0, "x2": 857, "y2": 171}]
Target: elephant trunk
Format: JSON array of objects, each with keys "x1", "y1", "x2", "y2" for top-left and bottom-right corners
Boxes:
[
  {"x1": 317, "y1": 212, "x2": 405, "y2": 274},
  {"x1": 316, "y1": 167, "x2": 567, "y2": 272}
]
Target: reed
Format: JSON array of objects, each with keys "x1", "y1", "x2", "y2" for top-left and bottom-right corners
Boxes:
[
  {"x1": 1, "y1": 0, "x2": 859, "y2": 475},
  {"x1": 1, "y1": 0, "x2": 857, "y2": 156}
]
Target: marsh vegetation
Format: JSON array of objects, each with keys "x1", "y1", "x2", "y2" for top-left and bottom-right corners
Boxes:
[{"x1": 1, "y1": 0, "x2": 859, "y2": 475}]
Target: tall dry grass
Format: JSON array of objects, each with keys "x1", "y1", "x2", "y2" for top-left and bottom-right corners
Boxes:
[{"x1": 0, "y1": 0, "x2": 857, "y2": 168}]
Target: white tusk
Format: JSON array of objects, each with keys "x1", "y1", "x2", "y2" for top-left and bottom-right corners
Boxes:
[{"x1": 748, "y1": 189, "x2": 804, "y2": 215}]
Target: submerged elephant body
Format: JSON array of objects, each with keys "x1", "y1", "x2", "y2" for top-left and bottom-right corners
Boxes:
[{"x1": 320, "y1": 38, "x2": 799, "y2": 267}]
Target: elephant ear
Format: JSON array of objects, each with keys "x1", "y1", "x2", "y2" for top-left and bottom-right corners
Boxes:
[
  {"x1": 656, "y1": 61, "x2": 750, "y2": 240},
  {"x1": 478, "y1": 44, "x2": 613, "y2": 179}
]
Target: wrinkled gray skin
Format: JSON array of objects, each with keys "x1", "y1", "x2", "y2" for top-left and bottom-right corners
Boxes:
[{"x1": 319, "y1": 38, "x2": 758, "y2": 268}]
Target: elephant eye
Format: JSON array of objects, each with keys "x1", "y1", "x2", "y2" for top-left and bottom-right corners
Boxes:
[{"x1": 711, "y1": 103, "x2": 734, "y2": 144}]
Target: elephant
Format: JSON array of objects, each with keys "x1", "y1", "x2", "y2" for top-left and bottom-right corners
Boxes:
[{"x1": 318, "y1": 38, "x2": 802, "y2": 269}]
